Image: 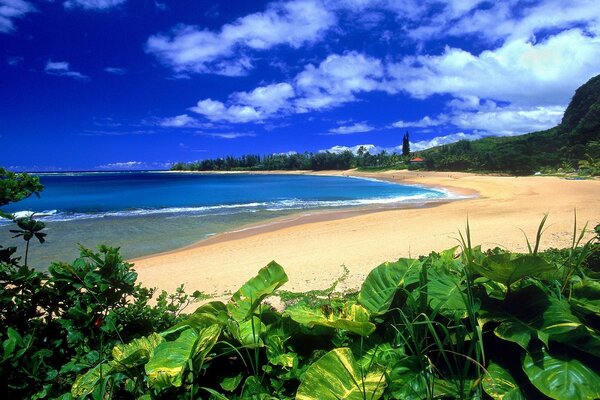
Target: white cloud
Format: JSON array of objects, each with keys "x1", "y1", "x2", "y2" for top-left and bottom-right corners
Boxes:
[
  {"x1": 96, "y1": 160, "x2": 172, "y2": 170},
  {"x1": 190, "y1": 99, "x2": 262, "y2": 123},
  {"x1": 234, "y1": 83, "x2": 295, "y2": 115},
  {"x1": 161, "y1": 2, "x2": 600, "y2": 139},
  {"x1": 295, "y1": 52, "x2": 385, "y2": 111},
  {"x1": 7, "y1": 55, "x2": 23, "y2": 66},
  {"x1": 188, "y1": 52, "x2": 386, "y2": 123},
  {"x1": 451, "y1": 104, "x2": 565, "y2": 135},
  {"x1": 387, "y1": 29, "x2": 600, "y2": 107},
  {"x1": 146, "y1": 0, "x2": 335, "y2": 76},
  {"x1": 324, "y1": 131, "x2": 484, "y2": 155},
  {"x1": 45, "y1": 60, "x2": 88, "y2": 80},
  {"x1": 159, "y1": 114, "x2": 208, "y2": 128},
  {"x1": 324, "y1": 143, "x2": 383, "y2": 154},
  {"x1": 104, "y1": 67, "x2": 127, "y2": 75},
  {"x1": 410, "y1": 132, "x2": 483, "y2": 151},
  {"x1": 206, "y1": 132, "x2": 256, "y2": 139},
  {"x1": 64, "y1": 0, "x2": 126, "y2": 11},
  {"x1": 328, "y1": 122, "x2": 374, "y2": 134},
  {"x1": 447, "y1": 0, "x2": 600, "y2": 42},
  {"x1": 390, "y1": 115, "x2": 448, "y2": 128},
  {"x1": 0, "y1": 0, "x2": 35, "y2": 33}
]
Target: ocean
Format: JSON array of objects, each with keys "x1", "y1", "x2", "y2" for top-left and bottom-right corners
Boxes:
[{"x1": 0, "y1": 172, "x2": 454, "y2": 269}]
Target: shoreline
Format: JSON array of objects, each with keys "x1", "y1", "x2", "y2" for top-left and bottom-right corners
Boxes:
[
  {"x1": 133, "y1": 170, "x2": 600, "y2": 302},
  {"x1": 132, "y1": 170, "x2": 474, "y2": 261}
]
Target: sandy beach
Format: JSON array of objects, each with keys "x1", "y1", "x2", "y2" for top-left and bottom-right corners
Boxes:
[{"x1": 132, "y1": 171, "x2": 600, "y2": 300}]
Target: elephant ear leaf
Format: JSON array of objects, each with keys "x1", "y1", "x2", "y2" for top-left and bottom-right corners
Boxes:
[
  {"x1": 145, "y1": 329, "x2": 199, "y2": 390},
  {"x1": 145, "y1": 325, "x2": 221, "y2": 390},
  {"x1": 296, "y1": 347, "x2": 386, "y2": 400},
  {"x1": 472, "y1": 254, "x2": 555, "y2": 289},
  {"x1": 71, "y1": 363, "x2": 113, "y2": 398},
  {"x1": 523, "y1": 347, "x2": 600, "y2": 400},
  {"x1": 358, "y1": 259, "x2": 420, "y2": 315},
  {"x1": 227, "y1": 261, "x2": 288, "y2": 322},
  {"x1": 482, "y1": 362, "x2": 526, "y2": 400},
  {"x1": 285, "y1": 304, "x2": 376, "y2": 336},
  {"x1": 111, "y1": 333, "x2": 164, "y2": 371}
]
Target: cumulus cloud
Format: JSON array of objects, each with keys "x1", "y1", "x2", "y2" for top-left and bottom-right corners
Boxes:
[
  {"x1": 387, "y1": 29, "x2": 600, "y2": 107},
  {"x1": 96, "y1": 160, "x2": 172, "y2": 170},
  {"x1": 189, "y1": 52, "x2": 386, "y2": 123},
  {"x1": 104, "y1": 67, "x2": 127, "y2": 75},
  {"x1": 190, "y1": 99, "x2": 262, "y2": 123},
  {"x1": 390, "y1": 115, "x2": 448, "y2": 128},
  {"x1": 392, "y1": 103, "x2": 564, "y2": 136},
  {"x1": 410, "y1": 132, "x2": 483, "y2": 151},
  {"x1": 159, "y1": 114, "x2": 211, "y2": 128},
  {"x1": 146, "y1": 0, "x2": 335, "y2": 76},
  {"x1": 0, "y1": 0, "x2": 35, "y2": 33},
  {"x1": 205, "y1": 132, "x2": 256, "y2": 139},
  {"x1": 45, "y1": 60, "x2": 88, "y2": 80},
  {"x1": 328, "y1": 122, "x2": 374, "y2": 135},
  {"x1": 446, "y1": 0, "x2": 600, "y2": 42},
  {"x1": 324, "y1": 132, "x2": 484, "y2": 155},
  {"x1": 295, "y1": 52, "x2": 385, "y2": 111},
  {"x1": 233, "y1": 83, "x2": 295, "y2": 115},
  {"x1": 64, "y1": 0, "x2": 126, "y2": 10},
  {"x1": 450, "y1": 104, "x2": 565, "y2": 135},
  {"x1": 324, "y1": 143, "x2": 383, "y2": 154},
  {"x1": 161, "y1": 1, "x2": 600, "y2": 139}
]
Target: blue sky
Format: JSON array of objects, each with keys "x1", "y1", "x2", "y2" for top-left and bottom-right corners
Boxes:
[{"x1": 1, "y1": 0, "x2": 599, "y2": 171}]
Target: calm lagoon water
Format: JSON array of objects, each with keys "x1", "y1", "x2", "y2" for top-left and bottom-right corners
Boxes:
[{"x1": 0, "y1": 172, "x2": 452, "y2": 269}]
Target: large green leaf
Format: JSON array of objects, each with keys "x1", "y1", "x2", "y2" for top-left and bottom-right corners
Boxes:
[
  {"x1": 230, "y1": 316, "x2": 266, "y2": 347},
  {"x1": 296, "y1": 347, "x2": 386, "y2": 400},
  {"x1": 145, "y1": 328, "x2": 199, "y2": 389},
  {"x1": 111, "y1": 333, "x2": 164, "y2": 371},
  {"x1": 146, "y1": 325, "x2": 221, "y2": 390},
  {"x1": 425, "y1": 268, "x2": 469, "y2": 318},
  {"x1": 227, "y1": 261, "x2": 288, "y2": 322},
  {"x1": 358, "y1": 258, "x2": 420, "y2": 315},
  {"x1": 472, "y1": 254, "x2": 555, "y2": 289},
  {"x1": 285, "y1": 303, "x2": 376, "y2": 336},
  {"x1": 482, "y1": 362, "x2": 526, "y2": 400},
  {"x1": 387, "y1": 356, "x2": 428, "y2": 400},
  {"x1": 571, "y1": 280, "x2": 600, "y2": 316},
  {"x1": 162, "y1": 301, "x2": 227, "y2": 336},
  {"x1": 483, "y1": 286, "x2": 585, "y2": 350},
  {"x1": 491, "y1": 311, "x2": 547, "y2": 350},
  {"x1": 523, "y1": 347, "x2": 600, "y2": 400},
  {"x1": 71, "y1": 363, "x2": 113, "y2": 398},
  {"x1": 192, "y1": 324, "x2": 222, "y2": 371}
]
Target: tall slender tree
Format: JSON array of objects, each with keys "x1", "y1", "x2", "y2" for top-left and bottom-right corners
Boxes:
[{"x1": 402, "y1": 131, "x2": 410, "y2": 156}]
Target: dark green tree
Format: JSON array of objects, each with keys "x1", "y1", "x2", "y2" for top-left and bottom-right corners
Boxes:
[{"x1": 402, "y1": 131, "x2": 410, "y2": 156}]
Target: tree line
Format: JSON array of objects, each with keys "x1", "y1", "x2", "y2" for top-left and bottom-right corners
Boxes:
[{"x1": 171, "y1": 133, "x2": 415, "y2": 171}]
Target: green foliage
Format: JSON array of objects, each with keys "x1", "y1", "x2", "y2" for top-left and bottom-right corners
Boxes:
[
  {"x1": 3, "y1": 170, "x2": 600, "y2": 399},
  {"x1": 296, "y1": 347, "x2": 386, "y2": 400},
  {"x1": 227, "y1": 260, "x2": 288, "y2": 322},
  {"x1": 523, "y1": 347, "x2": 600, "y2": 400},
  {"x1": 0, "y1": 167, "x2": 43, "y2": 209},
  {"x1": 358, "y1": 258, "x2": 420, "y2": 315}
]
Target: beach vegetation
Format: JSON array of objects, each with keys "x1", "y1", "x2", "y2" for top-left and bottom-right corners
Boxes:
[{"x1": 1, "y1": 171, "x2": 599, "y2": 399}]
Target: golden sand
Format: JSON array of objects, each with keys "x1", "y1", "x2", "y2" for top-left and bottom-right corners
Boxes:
[{"x1": 132, "y1": 171, "x2": 600, "y2": 300}]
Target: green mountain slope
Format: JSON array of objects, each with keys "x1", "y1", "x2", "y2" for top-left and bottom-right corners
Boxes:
[{"x1": 419, "y1": 74, "x2": 600, "y2": 174}]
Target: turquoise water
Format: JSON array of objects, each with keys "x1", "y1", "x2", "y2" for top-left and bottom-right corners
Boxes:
[{"x1": 0, "y1": 172, "x2": 452, "y2": 269}]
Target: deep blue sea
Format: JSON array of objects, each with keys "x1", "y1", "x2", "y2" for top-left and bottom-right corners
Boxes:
[{"x1": 0, "y1": 172, "x2": 453, "y2": 269}]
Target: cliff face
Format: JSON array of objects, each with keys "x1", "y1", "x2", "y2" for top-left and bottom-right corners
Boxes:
[
  {"x1": 560, "y1": 74, "x2": 600, "y2": 134},
  {"x1": 418, "y1": 74, "x2": 600, "y2": 173}
]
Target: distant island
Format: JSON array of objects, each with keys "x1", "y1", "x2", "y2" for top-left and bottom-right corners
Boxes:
[{"x1": 172, "y1": 74, "x2": 600, "y2": 176}]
